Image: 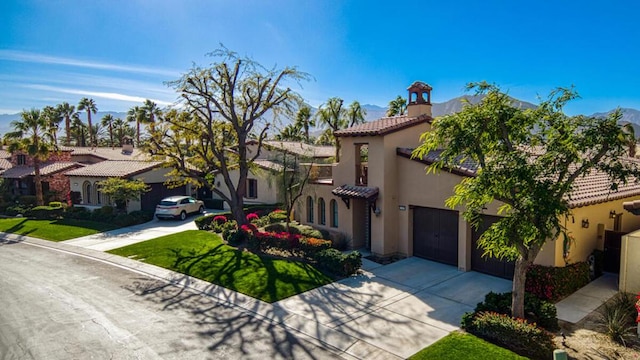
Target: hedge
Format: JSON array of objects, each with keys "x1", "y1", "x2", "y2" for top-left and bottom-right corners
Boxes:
[
  {"x1": 525, "y1": 262, "x2": 590, "y2": 301},
  {"x1": 25, "y1": 206, "x2": 64, "y2": 220},
  {"x1": 462, "y1": 291, "x2": 558, "y2": 331},
  {"x1": 313, "y1": 248, "x2": 362, "y2": 277},
  {"x1": 464, "y1": 312, "x2": 555, "y2": 360}
]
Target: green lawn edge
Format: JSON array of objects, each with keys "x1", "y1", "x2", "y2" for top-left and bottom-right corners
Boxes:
[
  {"x1": 408, "y1": 332, "x2": 527, "y2": 360},
  {"x1": 108, "y1": 230, "x2": 333, "y2": 303},
  {"x1": 0, "y1": 218, "x2": 118, "y2": 241}
]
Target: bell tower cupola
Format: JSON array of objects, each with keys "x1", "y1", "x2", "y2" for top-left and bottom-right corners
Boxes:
[{"x1": 407, "y1": 81, "x2": 432, "y2": 118}]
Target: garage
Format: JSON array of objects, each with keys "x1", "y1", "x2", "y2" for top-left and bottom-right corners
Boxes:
[
  {"x1": 412, "y1": 206, "x2": 459, "y2": 266},
  {"x1": 471, "y1": 215, "x2": 515, "y2": 279},
  {"x1": 140, "y1": 183, "x2": 187, "y2": 212}
]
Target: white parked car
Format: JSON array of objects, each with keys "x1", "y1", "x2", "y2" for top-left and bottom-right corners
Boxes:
[{"x1": 155, "y1": 196, "x2": 205, "y2": 220}]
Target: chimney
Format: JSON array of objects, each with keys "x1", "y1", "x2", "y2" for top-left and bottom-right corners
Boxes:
[
  {"x1": 406, "y1": 81, "x2": 433, "y2": 118},
  {"x1": 122, "y1": 136, "x2": 134, "y2": 154}
]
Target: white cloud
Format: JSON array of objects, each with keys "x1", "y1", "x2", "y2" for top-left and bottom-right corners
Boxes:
[
  {"x1": 0, "y1": 50, "x2": 180, "y2": 77},
  {"x1": 25, "y1": 84, "x2": 173, "y2": 106}
]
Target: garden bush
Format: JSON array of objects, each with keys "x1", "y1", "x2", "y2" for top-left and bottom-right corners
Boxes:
[
  {"x1": 526, "y1": 262, "x2": 590, "y2": 301},
  {"x1": 264, "y1": 222, "x2": 287, "y2": 233},
  {"x1": 462, "y1": 291, "x2": 558, "y2": 331},
  {"x1": 48, "y1": 201, "x2": 64, "y2": 208},
  {"x1": 268, "y1": 210, "x2": 288, "y2": 223},
  {"x1": 5, "y1": 204, "x2": 32, "y2": 216},
  {"x1": 330, "y1": 232, "x2": 350, "y2": 251},
  {"x1": 18, "y1": 195, "x2": 37, "y2": 207},
  {"x1": 464, "y1": 311, "x2": 555, "y2": 360},
  {"x1": 295, "y1": 224, "x2": 324, "y2": 239},
  {"x1": 64, "y1": 206, "x2": 92, "y2": 220},
  {"x1": 195, "y1": 214, "x2": 215, "y2": 230},
  {"x1": 313, "y1": 248, "x2": 362, "y2": 276},
  {"x1": 318, "y1": 229, "x2": 331, "y2": 240},
  {"x1": 299, "y1": 237, "x2": 332, "y2": 256},
  {"x1": 25, "y1": 205, "x2": 64, "y2": 220}
]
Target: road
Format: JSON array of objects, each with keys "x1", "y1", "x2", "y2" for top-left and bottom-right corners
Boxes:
[{"x1": 0, "y1": 240, "x2": 341, "y2": 360}]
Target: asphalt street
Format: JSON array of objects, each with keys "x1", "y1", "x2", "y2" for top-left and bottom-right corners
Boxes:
[{"x1": 0, "y1": 240, "x2": 342, "y2": 360}]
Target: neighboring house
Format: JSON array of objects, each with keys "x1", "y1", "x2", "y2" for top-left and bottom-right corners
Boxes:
[
  {"x1": 64, "y1": 141, "x2": 190, "y2": 212},
  {"x1": 301, "y1": 81, "x2": 640, "y2": 279},
  {"x1": 1, "y1": 149, "x2": 82, "y2": 202},
  {"x1": 201, "y1": 140, "x2": 335, "y2": 210},
  {"x1": 1, "y1": 138, "x2": 191, "y2": 212}
]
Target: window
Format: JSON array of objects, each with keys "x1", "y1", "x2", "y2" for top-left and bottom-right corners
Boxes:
[
  {"x1": 307, "y1": 196, "x2": 314, "y2": 223},
  {"x1": 318, "y1": 198, "x2": 326, "y2": 225},
  {"x1": 245, "y1": 179, "x2": 258, "y2": 199},
  {"x1": 17, "y1": 154, "x2": 26, "y2": 165},
  {"x1": 330, "y1": 199, "x2": 338, "y2": 228},
  {"x1": 83, "y1": 181, "x2": 92, "y2": 204}
]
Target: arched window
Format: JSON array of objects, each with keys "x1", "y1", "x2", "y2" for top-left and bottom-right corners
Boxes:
[
  {"x1": 95, "y1": 182, "x2": 102, "y2": 205},
  {"x1": 318, "y1": 198, "x2": 326, "y2": 225},
  {"x1": 306, "y1": 196, "x2": 314, "y2": 223},
  {"x1": 82, "y1": 181, "x2": 92, "y2": 204},
  {"x1": 330, "y1": 199, "x2": 338, "y2": 228}
]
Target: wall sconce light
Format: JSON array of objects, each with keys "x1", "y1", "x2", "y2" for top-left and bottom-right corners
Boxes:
[
  {"x1": 581, "y1": 219, "x2": 589, "y2": 228},
  {"x1": 374, "y1": 208, "x2": 381, "y2": 216},
  {"x1": 609, "y1": 210, "x2": 617, "y2": 219}
]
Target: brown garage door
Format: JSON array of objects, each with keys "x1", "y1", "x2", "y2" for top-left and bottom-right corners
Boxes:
[
  {"x1": 471, "y1": 215, "x2": 515, "y2": 279},
  {"x1": 413, "y1": 207, "x2": 459, "y2": 266},
  {"x1": 140, "y1": 183, "x2": 187, "y2": 212}
]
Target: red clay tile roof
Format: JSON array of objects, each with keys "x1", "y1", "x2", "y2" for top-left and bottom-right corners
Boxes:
[
  {"x1": 1, "y1": 162, "x2": 80, "y2": 179},
  {"x1": 263, "y1": 141, "x2": 335, "y2": 158},
  {"x1": 0, "y1": 158, "x2": 11, "y2": 170},
  {"x1": 332, "y1": 185, "x2": 379, "y2": 200},
  {"x1": 60, "y1": 146, "x2": 149, "y2": 161},
  {"x1": 334, "y1": 114, "x2": 432, "y2": 137},
  {"x1": 65, "y1": 160, "x2": 162, "y2": 178},
  {"x1": 399, "y1": 147, "x2": 640, "y2": 208}
]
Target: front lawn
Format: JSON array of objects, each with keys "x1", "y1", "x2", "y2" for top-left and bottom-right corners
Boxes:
[
  {"x1": 108, "y1": 230, "x2": 333, "y2": 302},
  {"x1": 408, "y1": 332, "x2": 527, "y2": 360},
  {"x1": 0, "y1": 218, "x2": 119, "y2": 241}
]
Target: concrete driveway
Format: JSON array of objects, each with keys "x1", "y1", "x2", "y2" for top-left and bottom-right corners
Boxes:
[
  {"x1": 272, "y1": 257, "x2": 513, "y2": 359},
  {"x1": 62, "y1": 217, "x2": 200, "y2": 251}
]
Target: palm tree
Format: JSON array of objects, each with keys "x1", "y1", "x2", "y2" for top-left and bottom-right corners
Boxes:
[
  {"x1": 101, "y1": 114, "x2": 115, "y2": 148},
  {"x1": 5, "y1": 109, "x2": 56, "y2": 205},
  {"x1": 294, "y1": 105, "x2": 314, "y2": 143},
  {"x1": 56, "y1": 102, "x2": 76, "y2": 146},
  {"x1": 90, "y1": 123, "x2": 106, "y2": 146},
  {"x1": 113, "y1": 117, "x2": 134, "y2": 146},
  {"x1": 127, "y1": 105, "x2": 145, "y2": 146},
  {"x1": 141, "y1": 99, "x2": 162, "y2": 134},
  {"x1": 70, "y1": 113, "x2": 87, "y2": 146},
  {"x1": 78, "y1": 98, "x2": 97, "y2": 147},
  {"x1": 386, "y1": 95, "x2": 407, "y2": 117},
  {"x1": 275, "y1": 123, "x2": 303, "y2": 142},
  {"x1": 346, "y1": 100, "x2": 367, "y2": 127},
  {"x1": 41, "y1": 105, "x2": 62, "y2": 146},
  {"x1": 622, "y1": 123, "x2": 637, "y2": 158}
]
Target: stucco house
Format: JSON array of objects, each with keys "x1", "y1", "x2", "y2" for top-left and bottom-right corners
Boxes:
[
  {"x1": 201, "y1": 140, "x2": 335, "y2": 210},
  {"x1": 301, "y1": 81, "x2": 640, "y2": 279}
]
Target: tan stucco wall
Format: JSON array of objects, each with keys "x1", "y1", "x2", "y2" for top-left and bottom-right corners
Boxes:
[
  {"x1": 620, "y1": 230, "x2": 640, "y2": 293},
  {"x1": 68, "y1": 176, "x2": 142, "y2": 211},
  {"x1": 210, "y1": 168, "x2": 281, "y2": 209}
]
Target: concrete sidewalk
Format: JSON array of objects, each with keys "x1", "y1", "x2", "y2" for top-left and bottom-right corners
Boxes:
[
  {"x1": 555, "y1": 273, "x2": 619, "y2": 323},
  {"x1": 1, "y1": 233, "x2": 513, "y2": 359}
]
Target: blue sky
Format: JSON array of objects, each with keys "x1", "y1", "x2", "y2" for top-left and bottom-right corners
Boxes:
[{"x1": 1, "y1": 0, "x2": 639, "y2": 115}]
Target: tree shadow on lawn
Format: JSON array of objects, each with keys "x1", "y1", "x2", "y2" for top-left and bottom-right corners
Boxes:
[{"x1": 1, "y1": 218, "x2": 37, "y2": 239}]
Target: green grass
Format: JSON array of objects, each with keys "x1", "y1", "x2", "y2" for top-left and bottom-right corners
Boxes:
[
  {"x1": 408, "y1": 332, "x2": 527, "y2": 360},
  {"x1": 0, "y1": 218, "x2": 119, "y2": 241},
  {"x1": 108, "y1": 230, "x2": 333, "y2": 302}
]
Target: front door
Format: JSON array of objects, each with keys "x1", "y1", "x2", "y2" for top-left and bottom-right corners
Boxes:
[{"x1": 604, "y1": 230, "x2": 625, "y2": 273}]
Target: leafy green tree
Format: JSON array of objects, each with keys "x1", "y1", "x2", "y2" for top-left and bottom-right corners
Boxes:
[
  {"x1": 56, "y1": 102, "x2": 76, "y2": 146},
  {"x1": 316, "y1": 97, "x2": 366, "y2": 161},
  {"x1": 147, "y1": 48, "x2": 308, "y2": 225},
  {"x1": 101, "y1": 114, "x2": 115, "y2": 148},
  {"x1": 413, "y1": 82, "x2": 639, "y2": 319},
  {"x1": 5, "y1": 109, "x2": 57, "y2": 205},
  {"x1": 113, "y1": 117, "x2": 134, "y2": 146},
  {"x1": 96, "y1": 177, "x2": 149, "y2": 213},
  {"x1": 386, "y1": 95, "x2": 407, "y2": 116},
  {"x1": 276, "y1": 150, "x2": 313, "y2": 232},
  {"x1": 78, "y1": 98, "x2": 98, "y2": 147}
]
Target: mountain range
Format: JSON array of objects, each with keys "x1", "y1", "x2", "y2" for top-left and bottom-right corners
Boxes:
[{"x1": 1, "y1": 97, "x2": 639, "y2": 136}]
